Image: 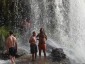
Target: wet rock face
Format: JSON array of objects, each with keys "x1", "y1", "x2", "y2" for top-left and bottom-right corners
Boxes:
[
  {"x1": 51, "y1": 48, "x2": 66, "y2": 62},
  {"x1": 0, "y1": 49, "x2": 26, "y2": 60},
  {"x1": 0, "y1": 51, "x2": 9, "y2": 60}
]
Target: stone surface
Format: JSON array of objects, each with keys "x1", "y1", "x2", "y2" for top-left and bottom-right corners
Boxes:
[
  {"x1": 50, "y1": 48, "x2": 66, "y2": 62},
  {"x1": 0, "y1": 48, "x2": 71, "y2": 64},
  {"x1": 0, "y1": 49, "x2": 26, "y2": 60}
]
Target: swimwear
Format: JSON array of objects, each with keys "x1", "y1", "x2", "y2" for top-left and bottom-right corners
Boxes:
[
  {"x1": 38, "y1": 44, "x2": 46, "y2": 50},
  {"x1": 9, "y1": 47, "x2": 16, "y2": 56},
  {"x1": 30, "y1": 44, "x2": 37, "y2": 54}
]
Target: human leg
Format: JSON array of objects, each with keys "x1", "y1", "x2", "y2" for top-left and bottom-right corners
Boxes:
[
  {"x1": 9, "y1": 47, "x2": 16, "y2": 64},
  {"x1": 38, "y1": 45, "x2": 42, "y2": 58},
  {"x1": 32, "y1": 53, "x2": 35, "y2": 61},
  {"x1": 31, "y1": 44, "x2": 37, "y2": 61},
  {"x1": 13, "y1": 56, "x2": 15, "y2": 64},
  {"x1": 35, "y1": 45, "x2": 37, "y2": 59},
  {"x1": 42, "y1": 44, "x2": 46, "y2": 58},
  {"x1": 43, "y1": 50, "x2": 46, "y2": 58},
  {"x1": 39, "y1": 47, "x2": 41, "y2": 58},
  {"x1": 35, "y1": 52, "x2": 37, "y2": 59},
  {"x1": 10, "y1": 56, "x2": 13, "y2": 64}
]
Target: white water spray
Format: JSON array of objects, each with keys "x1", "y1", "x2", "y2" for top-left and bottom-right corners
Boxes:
[
  {"x1": 1, "y1": 0, "x2": 85, "y2": 64},
  {"x1": 27, "y1": 0, "x2": 85, "y2": 63},
  {"x1": 54, "y1": 0, "x2": 85, "y2": 63}
]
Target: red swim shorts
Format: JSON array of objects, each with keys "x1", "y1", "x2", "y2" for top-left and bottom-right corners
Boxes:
[{"x1": 38, "y1": 44, "x2": 46, "y2": 50}]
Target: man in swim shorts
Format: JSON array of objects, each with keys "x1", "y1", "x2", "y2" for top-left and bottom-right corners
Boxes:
[
  {"x1": 29, "y1": 31, "x2": 37, "y2": 61},
  {"x1": 6, "y1": 31, "x2": 17, "y2": 64}
]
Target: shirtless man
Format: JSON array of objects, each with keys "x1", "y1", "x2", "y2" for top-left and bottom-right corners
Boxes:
[
  {"x1": 6, "y1": 31, "x2": 17, "y2": 64},
  {"x1": 29, "y1": 31, "x2": 37, "y2": 61},
  {"x1": 37, "y1": 28, "x2": 47, "y2": 58}
]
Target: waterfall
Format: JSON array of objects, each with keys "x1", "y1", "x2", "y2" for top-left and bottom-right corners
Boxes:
[
  {"x1": 29, "y1": 0, "x2": 85, "y2": 64},
  {"x1": 68, "y1": 0, "x2": 85, "y2": 63},
  {"x1": 1, "y1": 0, "x2": 85, "y2": 64}
]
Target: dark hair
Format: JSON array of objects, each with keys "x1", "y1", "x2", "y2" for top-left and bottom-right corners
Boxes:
[
  {"x1": 9, "y1": 31, "x2": 13, "y2": 35},
  {"x1": 40, "y1": 28, "x2": 45, "y2": 33},
  {"x1": 32, "y1": 31, "x2": 36, "y2": 34}
]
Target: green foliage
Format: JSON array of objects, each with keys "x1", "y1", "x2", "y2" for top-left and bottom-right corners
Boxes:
[
  {"x1": 0, "y1": 26, "x2": 9, "y2": 50},
  {"x1": 0, "y1": 26, "x2": 9, "y2": 36}
]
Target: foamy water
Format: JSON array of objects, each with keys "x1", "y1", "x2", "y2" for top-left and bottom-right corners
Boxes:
[
  {"x1": 0, "y1": 60, "x2": 9, "y2": 64},
  {"x1": 1, "y1": 0, "x2": 85, "y2": 64}
]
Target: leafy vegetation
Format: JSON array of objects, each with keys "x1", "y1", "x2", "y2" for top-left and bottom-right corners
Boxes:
[
  {"x1": 0, "y1": 26, "x2": 9, "y2": 50},
  {"x1": 0, "y1": 0, "x2": 31, "y2": 50}
]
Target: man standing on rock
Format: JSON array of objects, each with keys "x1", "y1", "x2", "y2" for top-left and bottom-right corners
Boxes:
[
  {"x1": 29, "y1": 31, "x2": 37, "y2": 61},
  {"x1": 6, "y1": 31, "x2": 17, "y2": 64}
]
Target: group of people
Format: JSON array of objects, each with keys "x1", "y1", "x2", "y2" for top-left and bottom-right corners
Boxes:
[
  {"x1": 29, "y1": 28, "x2": 47, "y2": 61},
  {"x1": 6, "y1": 28, "x2": 47, "y2": 64}
]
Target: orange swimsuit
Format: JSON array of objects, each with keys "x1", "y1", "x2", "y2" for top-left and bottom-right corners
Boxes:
[{"x1": 38, "y1": 43, "x2": 46, "y2": 50}]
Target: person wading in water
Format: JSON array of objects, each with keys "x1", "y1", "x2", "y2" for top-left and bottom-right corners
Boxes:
[
  {"x1": 6, "y1": 31, "x2": 17, "y2": 64},
  {"x1": 37, "y1": 28, "x2": 47, "y2": 58},
  {"x1": 29, "y1": 31, "x2": 37, "y2": 61}
]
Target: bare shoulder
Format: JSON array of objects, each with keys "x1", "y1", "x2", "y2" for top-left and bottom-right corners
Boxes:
[{"x1": 13, "y1": 36, "x2": 17, "y2": 40}]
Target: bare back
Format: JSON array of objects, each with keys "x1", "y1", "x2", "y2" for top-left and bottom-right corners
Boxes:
[{"x1": 6, "y1": 35, "x2": 16, "y2": 48}]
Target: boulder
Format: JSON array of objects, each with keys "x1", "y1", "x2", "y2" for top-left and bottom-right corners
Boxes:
[{"x1": 51, "y1": 48, "x2": 66, "y2": 62}]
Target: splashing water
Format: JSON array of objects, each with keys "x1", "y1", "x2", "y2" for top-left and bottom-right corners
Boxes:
[
  {"x1": 29, "y1": 0, "x2": 85, "y2": 64},
  {"x1": 1, "y1": 0, "x2": 85, "y2": 64},
  {"x1": 18, "y1": 0, "x2": 85, "y2": 63},
  {"x1": 54, "y1": 0, "x2": 85, "y2": 63},
  {"x1": 67, "y1": 0, "x2": 85, "y2": 63}
]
